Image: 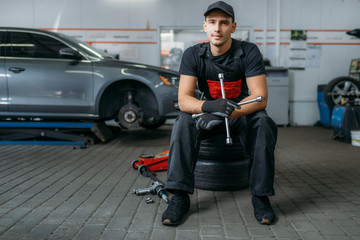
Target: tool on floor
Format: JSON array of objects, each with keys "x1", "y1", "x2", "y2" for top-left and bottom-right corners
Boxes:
[
  {"x1": 132, "y1": 160, "x2": 169, "y2": 203},
  {"x1": 146, "y1": 197, "x2": 155, "y2": 204},
  {"x1": 132, "y1": 181, "x2": 169, "y2": 203},
  {"x1": 131, "y1": 150, "x2": 169, "y2": 171}
]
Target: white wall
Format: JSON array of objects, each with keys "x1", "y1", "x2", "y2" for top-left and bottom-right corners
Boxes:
[{"x1": 2, "y1": 0, "x2": 360, "y2": 125}]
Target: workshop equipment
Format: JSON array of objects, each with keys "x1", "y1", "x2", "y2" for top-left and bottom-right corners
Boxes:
[
  {"x1": 219, "y1": 75, "x2": 263, "y2": 144},
  {"x1": 317, "y1": 84, "x2": 331, "y2": 127},
  {"x1": 331, "y1": 106, "x2": 360, "y2": 143},
  {"x1": 0, "y1": 121, "x2": 112, "y2": 147},
  {"x1": 265, "y1": 67, "x2": 289, "y2": 126},
  {"x1": 192, "y1": 96, "x2": 263, "y2": 119},
  {"x1": 218, "y1": 73, "x2": 232, "y2": 145},
  {"x1": 132, "y1": 181, "x2": 169, "y2": 203},
  {"x1": 132, "y1": 161, "x2": 169, "y2": 203},
  {"x1": 191, "y1": 96, "x2": 263, "y2": 144},
  {"x1": 195, "y1": 133, "x2": 250, "y2": 191},
  {"x1": 132, "y1": 150, "x2": 169, "y2": 172}
]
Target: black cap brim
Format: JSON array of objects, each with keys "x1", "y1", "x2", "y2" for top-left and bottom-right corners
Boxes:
[{"x1": 203, "y1": 1, "x2": 234, "y2": 19}]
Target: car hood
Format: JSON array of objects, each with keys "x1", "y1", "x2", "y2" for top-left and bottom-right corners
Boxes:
[{"x1": 102, "y1": 59, "x2": 180, "y2": 76}]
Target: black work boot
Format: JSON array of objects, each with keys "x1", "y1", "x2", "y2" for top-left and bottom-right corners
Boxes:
[
  {"x1": 252, "y1": 195, "x2": 276, "y2": 225},
  {"x1": 162, "y1": 191, "x2": 190, "y2": 226}
]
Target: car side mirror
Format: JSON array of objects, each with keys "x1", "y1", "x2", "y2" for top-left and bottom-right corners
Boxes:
[{"x1": 59, "y1": 48, "x2": 82, "y2": 62}]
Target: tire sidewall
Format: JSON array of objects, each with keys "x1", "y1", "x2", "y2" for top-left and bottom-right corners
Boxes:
[{"x1": 324, "y1": 76, "x2": 360, "y2": 109}]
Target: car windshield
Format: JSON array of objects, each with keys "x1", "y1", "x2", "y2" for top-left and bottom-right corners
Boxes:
[{"x1": 57, "y1": 32, "x2": 114, "y2": 60}]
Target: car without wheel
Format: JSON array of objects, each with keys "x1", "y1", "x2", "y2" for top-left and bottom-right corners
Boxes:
[{"x1": 0, "y1": 27, "x2": 180, "y2": 129}]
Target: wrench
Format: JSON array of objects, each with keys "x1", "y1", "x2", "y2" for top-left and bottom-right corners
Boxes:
[
  {"x1": 192, "y1": 96, "x2": 263, "y2": 119},
  {"x1": 218, "y1": 73, "x2": 232, "y2": 145}
]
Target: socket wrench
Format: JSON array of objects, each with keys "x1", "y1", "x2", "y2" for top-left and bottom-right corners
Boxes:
[
  {"x1": 218, "y1": 73, "x2": 232, "y2": 145},
  {"x1": 192, "y1": 96, "x2": 263, "y2": 119}
]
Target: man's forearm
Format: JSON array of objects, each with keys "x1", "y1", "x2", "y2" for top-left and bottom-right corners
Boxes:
[
  {"x1": 178, "y1": 95, "x2": 205, "y2": 114},
  {"x1": 230, "y1": 96, "x2": 267, "y2": 119}
]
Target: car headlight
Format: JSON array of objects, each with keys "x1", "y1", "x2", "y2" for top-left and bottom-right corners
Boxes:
[{"x1": 159, "y1": 73, "x2": 180, "y2": 88}]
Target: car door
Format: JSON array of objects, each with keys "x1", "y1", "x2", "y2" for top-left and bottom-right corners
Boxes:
[
  {"x1": 4, "y1": 30, "x2": 94, "y2": 115},
  {"x1": 0, "y1": 30, "x2": 8, "y2": 111}
]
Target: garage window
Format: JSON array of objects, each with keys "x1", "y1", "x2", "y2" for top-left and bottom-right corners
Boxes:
[
  {"x1": 6, "y1": 32, "x2": 70, "y2": 59},
  {"x1": 0, "y1": 31, "x2": 4, "y2": 56}
]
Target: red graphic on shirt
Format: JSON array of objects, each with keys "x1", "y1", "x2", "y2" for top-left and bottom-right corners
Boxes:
[{"x1": 207, "y1": 79, "x2": 242, "y2": 99}]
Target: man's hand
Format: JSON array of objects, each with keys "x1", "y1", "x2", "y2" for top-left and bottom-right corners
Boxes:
[
  {"x1": 201, "y1": 99, "x2": 240, "y2": 118},
  {"x1": 195, "y1": 113, "x2": 224, "y2": 131}
]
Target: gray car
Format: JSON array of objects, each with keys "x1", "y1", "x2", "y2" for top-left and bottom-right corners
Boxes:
[{"x1": 0, "y1": 27, "x2": 180, "y2": 129}]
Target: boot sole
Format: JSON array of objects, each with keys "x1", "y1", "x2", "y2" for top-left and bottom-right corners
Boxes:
[
  {"x1": 260, "y1": 219, "x2": 271, "y2": 225},
  {"x1": 162, "y1": 218, "x2": 180, "y2": 226}
]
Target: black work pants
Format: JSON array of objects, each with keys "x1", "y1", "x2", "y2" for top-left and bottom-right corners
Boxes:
[{"x1": 165, "y1": 110, "x2": 277, "y2": 196}]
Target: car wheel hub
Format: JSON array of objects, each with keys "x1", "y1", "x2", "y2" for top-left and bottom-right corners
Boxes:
[
  {"x1": 124, "y1": 110, "x2": 137, "y2": 123},
  {"x1": 118, "y1": 104, "x2": 142, "y2": 129}
]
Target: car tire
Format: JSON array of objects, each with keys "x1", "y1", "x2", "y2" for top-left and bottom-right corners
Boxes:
[
  {"x1": 140, "y1": 117, "x2": 166, "y2": 129},
  {"x1": 194, "y1": 134, "x2": 250, "y2": 191},
  {"x1": 324, "y1": 76, "x2": 360, "y2": 109}
]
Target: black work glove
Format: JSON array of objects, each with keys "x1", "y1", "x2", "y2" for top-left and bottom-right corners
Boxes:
[
  {"x1": 195, "y1": 113, "x2": 224, "y2": 131},
  {"x1": 201, "y1": 98, "x2": 240, "y2": 118}
]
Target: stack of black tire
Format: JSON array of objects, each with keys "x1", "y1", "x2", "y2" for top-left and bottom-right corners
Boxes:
[{"x1": 194, "y1": 134, "x2": 250, "y2": 191}]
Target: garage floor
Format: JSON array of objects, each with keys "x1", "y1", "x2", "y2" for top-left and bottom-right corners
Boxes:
[{"x1": 0, "y1": 125, "x2": 360, "y2": 240}]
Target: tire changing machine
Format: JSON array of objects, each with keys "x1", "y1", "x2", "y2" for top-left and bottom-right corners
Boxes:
[
  {"x1": 317, "y1": 58, "x2": 360, "y2": 143},
  {"x1": 0, "y1": 121, "x2": 113, "y2": 148}
]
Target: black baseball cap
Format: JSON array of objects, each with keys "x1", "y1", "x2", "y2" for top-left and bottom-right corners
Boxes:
[{"x1": 204, "y1": 1, "x2": 235, "y2": 20}]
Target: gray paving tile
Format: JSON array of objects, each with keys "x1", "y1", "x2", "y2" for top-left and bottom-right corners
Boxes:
[
  {"x1": 248, "y1": 226, "x2": 275, "y2": 238},
  {"x1": 223, "y1": 223, "x2": 249, "y2": 239},
  {"x1": 100, "y1": 229, "x2": 127, "y2": 240},
  {"x1": 270, "y1": 225, "x2": 300, "y2": 239},
  {"x1": 298, "y1": 231, "x2": 327, "y2": 240},
  {"x1": 0, "y1": 126, "x2": 360, "y2": 240},
  {"x1": 175, "y1": 230, "x2": 199, "y2": 240}
]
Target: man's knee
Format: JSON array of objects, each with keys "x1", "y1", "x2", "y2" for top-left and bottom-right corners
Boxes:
[
  {"x1": 171, "y1": 112, "x2": 198, "y2": 142},
  {"x1": 246, "y1": 110, "x2": 277, "y2": 146},
  {"x1": 249, "y1": 111, "x2": 276, "y2": 131},
  {"x1": 175, "y1": 112, "x2": 194, "y2": 127}
]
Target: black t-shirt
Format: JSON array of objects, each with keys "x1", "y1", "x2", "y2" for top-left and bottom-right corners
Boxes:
[{"x1": 179, "y1": 39, "x2": 266, "y2": 101}]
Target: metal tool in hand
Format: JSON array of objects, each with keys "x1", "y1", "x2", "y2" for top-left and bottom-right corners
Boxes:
[
  {"x1": 192, "y1": 91, "x2": 263, "y2": 144},
  {"x1": 238, "y1": 96, "x2": 263, "y2": 106},
  {"x1": 192, "y1": 96, "x2": 263, "y2": 119},
  {"x1": 217, "y1": 73, "x2": 233, "y2": 145}
]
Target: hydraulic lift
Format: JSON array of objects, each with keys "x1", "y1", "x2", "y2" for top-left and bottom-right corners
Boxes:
[{"x1": 0, "y1": 121, "x2": 113, "y2": 147}]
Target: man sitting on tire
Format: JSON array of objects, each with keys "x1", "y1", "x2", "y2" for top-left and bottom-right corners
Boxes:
[{"x1": 162, "y1": 1, "x2": 278, "y2": 226}]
